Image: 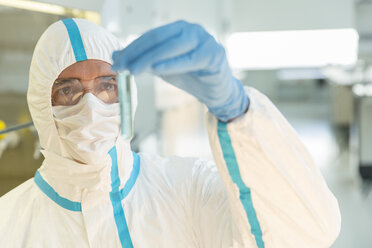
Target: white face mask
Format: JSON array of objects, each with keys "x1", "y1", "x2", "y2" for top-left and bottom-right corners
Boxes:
[{"x1": 53, "y1": 93, "x2": 120, "y2": 165}]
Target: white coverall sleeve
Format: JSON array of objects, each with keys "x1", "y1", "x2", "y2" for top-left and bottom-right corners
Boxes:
[{"x1": 205, "y1": 87, "x2": 341, "y2": 247}]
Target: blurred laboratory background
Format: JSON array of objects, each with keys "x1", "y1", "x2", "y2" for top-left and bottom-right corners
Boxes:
[{"x1": 0, "y1": 0, "x2": 371, "y2": 247}]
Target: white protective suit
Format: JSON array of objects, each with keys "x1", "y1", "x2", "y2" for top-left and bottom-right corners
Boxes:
[{"x1": 0, "y1": 18, "x2": 341, "y2": 248}]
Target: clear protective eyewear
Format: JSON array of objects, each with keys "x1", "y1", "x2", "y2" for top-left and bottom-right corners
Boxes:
[{"x1": 51, "y1": 76, "x2": 118, "y2": 106}]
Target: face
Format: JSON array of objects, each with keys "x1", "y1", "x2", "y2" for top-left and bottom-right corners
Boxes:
[{"x1": 51, "y1": 59, "x2": 118, "y2": 106}]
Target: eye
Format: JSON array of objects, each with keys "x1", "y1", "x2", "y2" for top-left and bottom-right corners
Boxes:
[
  {"x1": 58, "y1": 86, "x2": 73, "y2": 95},
  {"x1": 103, "y1": 82, "x2": 117, "y2": 91}
]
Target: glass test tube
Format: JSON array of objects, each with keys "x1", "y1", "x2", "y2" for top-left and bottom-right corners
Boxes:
[{"x1": 117, "y1": 70, "x2": 133, "y2": 139}]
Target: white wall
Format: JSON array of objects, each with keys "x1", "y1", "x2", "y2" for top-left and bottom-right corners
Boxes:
[
  {"x1": 355, "y1": 2, "x2": 372, "y2": 61},
  {"x1": 38, "y1": 0, "x2": 104, "y2": 12},
  {"x1": 230, "y1": 0, "x2": 354, "y2": 32},
  {"x1": 101, "y1": 0, "x2": 229, "y2": 39}
]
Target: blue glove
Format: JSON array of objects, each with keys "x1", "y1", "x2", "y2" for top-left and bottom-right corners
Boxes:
[{"x1": 112, "y1": 20, "x2": 249, "y2": 122}]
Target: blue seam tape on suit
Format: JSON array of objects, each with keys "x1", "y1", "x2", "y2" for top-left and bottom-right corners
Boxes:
[
  {"x1": 34, "y1": 171, "x2": 82, "y2": 212},
  {"x1": 109, "y1": 146, "x2": 139, "y2": 248},
  {"x1": 120, "y1": 153, "x2": 140, "y2": 200},
  {"x1": 217, "y1": 121, "x2": 265, "y2": 248},
  {"x1": 62, "y1": 19, "x2": 87, "y2": 62}
]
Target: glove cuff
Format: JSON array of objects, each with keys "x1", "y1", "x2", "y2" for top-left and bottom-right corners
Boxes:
[{"x1": 208, "y1": 78, "x2": 250, "y2": 122}]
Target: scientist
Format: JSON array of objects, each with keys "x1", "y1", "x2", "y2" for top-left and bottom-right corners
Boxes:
[{"x1": 0, "y1": 18, "x2": 341, "y2": 247}]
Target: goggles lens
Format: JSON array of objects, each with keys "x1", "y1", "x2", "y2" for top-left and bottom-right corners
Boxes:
[{"x1": 52, "y1": 76, "x2": 118, "y2": 106}]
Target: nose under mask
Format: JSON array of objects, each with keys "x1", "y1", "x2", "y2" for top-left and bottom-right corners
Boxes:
[{"x1": 53, "y1": 93, "x2": 120, "y2": 165}]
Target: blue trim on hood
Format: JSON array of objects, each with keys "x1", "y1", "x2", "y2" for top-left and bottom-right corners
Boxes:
[{"x1": 62, "y1": 18, "x2": 87, "y2": 62}]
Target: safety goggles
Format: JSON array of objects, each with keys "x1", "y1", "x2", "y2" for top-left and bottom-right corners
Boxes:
[{"x1": 51, "y1": 76, "x2": 118, "y2": 106}]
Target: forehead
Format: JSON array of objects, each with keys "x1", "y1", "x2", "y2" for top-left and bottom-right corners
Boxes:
[{"x1": 58, "y1": 59, "x2": 116, "y2": 79}]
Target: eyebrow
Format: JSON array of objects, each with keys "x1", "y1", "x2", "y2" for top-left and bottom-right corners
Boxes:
[
  {"x1": 53, "y1": 79, "x2": 76, "y2": 87},
  {"x1": 54, "y1": 75, "x2": 118, "y2": 85}
]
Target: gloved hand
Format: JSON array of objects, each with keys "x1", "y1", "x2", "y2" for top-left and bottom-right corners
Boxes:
[{"x1": 112, "y1": 20, "x2": 249, "y2": 122}]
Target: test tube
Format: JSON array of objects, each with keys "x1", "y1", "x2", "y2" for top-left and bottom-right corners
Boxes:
[{"x1": 117, "y1": 70, "x2": 133, "y2": 139}]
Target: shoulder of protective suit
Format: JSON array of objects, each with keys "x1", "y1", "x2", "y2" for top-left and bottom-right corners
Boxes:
[
  {"x1": 0, "y1": 179, "x2": 43, "y2": 242},
  {"x1": 0, "y1": 178, "x2": 36, "y2": 206}
]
